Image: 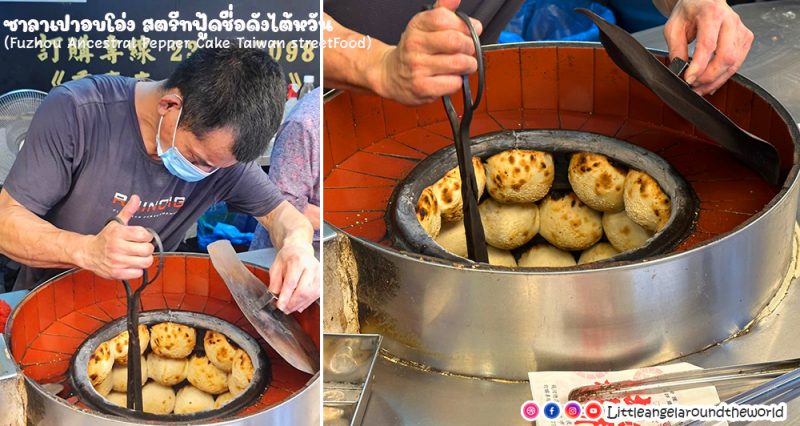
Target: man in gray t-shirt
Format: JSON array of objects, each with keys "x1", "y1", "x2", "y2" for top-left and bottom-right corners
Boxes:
[{"x1": 0, "y1": 47, "x2": 319, "y2": 314}]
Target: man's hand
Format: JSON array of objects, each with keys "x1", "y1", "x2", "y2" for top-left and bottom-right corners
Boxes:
[
  {"x1": 79, "y1": 194, "x2": 154, "y2": 280},
  {"x1": 268, "y1": 241, "x2": 320, "y2": 314},
  {"x1": 366, "y1": 0, "x2": 483, "y2": 105},
  {"x1": 663, "y1": 0, "x2": 753, "y2": 96}
]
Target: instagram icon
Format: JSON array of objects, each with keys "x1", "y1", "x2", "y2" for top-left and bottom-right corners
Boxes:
[{"x1": 564, "y1": 401, "x2": 582, "y2": 419}]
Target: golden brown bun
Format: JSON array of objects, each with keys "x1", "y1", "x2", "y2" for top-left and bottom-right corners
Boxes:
[
  {"x1": 432, "y1": 157, "x2": 486, "y2": 222},
  {"x1": 149, "y1": 322, "x2": 196, "y2": 359},
  {"x1": 111, "y1": 356, "x2": 148, "y2": 392},
  {"x1": 434, "y1": 219, "x2": 468, "y2": 257},
  {"x1": 214, "y1": 392, "x2": 235, "y2": 409},
  {"x1": 106, "y1": 391, "x2": 127, "y2": 407},
  {"x1": 578, "y1": 242, "x2": 620, "y2": 265},
  {"x1": 485, "y1": 150, "x2": 554, "y2": 203},
  {"x1": 87, "y1": 341, "x2": 115, "y2": 386},
  {"x1": 487, "y1": 246, "x2": 517, "y2": 267},
  {"x1": 518, "y1": 244, "x2": 577, "y2": 268},
  {"x1": 479, "y1": 198, "x2": 539, "y2": 250},
  {"x1": 623, "y1": 170, "x2": 671, "y2": 232},
  {"x1": 416, "y1": 186, "x2": 442, "y2": 239},
  {"x1": 187, "y1": 355, "x2": 229, "y2": 395},
  {"x1": 174, "y1": 385, "x2": 215, "y2": 414},
  {"x1": 111, "y1": 325, "x2": 150, "y2": 366},
  {"x1": 229, "y1": 349, "x2": 254, "y2": 396},
  {"x1": 94, "y1": 373, "x2": 113, "y2": 397},
  {"x1": 146, "y1": 353, "x2": 189, "y2": 386},
  {"x1": 602, "y1": 211, "x2": 653, "y2": 252},
  {"x1": 538, "y1": 193, "x2": 603, "y2": 251},
  {"x1": 142, "y1": 381, "x2": 176, "y2": 415},
  {"x1": 568, "y1": 152, "x2": 627, "y2": 213},
  {"x1": 204, "y1": 331, "x2": 237, "y2": 373}
]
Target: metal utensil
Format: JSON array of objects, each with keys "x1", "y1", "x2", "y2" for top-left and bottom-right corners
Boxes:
[
  {"x1": 106, "y1": 217, "x2": 164, "y2": 411},
  {"x1": 568, "y1": 357, "x2": 800, "y2": 403},
  {"x1": 207, "y1": 240, "x2": 319, "y2": 374},
  {"x1": 577, "y1": 8, "x2": 781, "y2": 185},
  {"x1": 439, "y1": 7, "x2": 488, "y2": 263}
]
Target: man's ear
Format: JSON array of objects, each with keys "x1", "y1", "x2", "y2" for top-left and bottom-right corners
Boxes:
[{"x1": 156, "y1": 92, "x2": 183, "y2": 116}]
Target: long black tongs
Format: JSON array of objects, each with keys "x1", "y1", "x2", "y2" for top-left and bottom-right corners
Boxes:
[
  {"x1": 577, "y1": 8, "x2": 780, "y2": 185},
  {"x1": 441, "y1": 8, "x2": 489, "y2": 263},
  {"x1": 107, "y1": 216, "x2": 164, "y2": 411}
]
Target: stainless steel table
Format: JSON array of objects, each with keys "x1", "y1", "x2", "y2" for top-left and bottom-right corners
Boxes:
[{"x1": 359, "y1": 2, "x2": 800, "y2": 424}]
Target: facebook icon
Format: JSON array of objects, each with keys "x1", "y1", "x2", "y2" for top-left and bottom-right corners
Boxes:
[{"x1": 543, "y1": 402, "x2": 561, "y2": 419}]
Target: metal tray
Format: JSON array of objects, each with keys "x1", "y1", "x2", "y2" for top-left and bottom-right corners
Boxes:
[{"x1": 322, "y1": 334, "x2": 382, "y2": 426}]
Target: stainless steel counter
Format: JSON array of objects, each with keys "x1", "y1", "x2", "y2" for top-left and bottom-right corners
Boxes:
[{"x1": 359, "y1": 2, "x2": 800, "y2": 424}]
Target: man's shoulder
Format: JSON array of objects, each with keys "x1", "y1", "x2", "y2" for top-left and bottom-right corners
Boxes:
[{"x1": 54, "y1": 75, "x2": 136, "y2": 109}]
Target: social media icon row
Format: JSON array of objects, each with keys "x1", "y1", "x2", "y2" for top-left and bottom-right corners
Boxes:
[{"x1": 520, "y1": 400, "x2": 604, "y2": 421}]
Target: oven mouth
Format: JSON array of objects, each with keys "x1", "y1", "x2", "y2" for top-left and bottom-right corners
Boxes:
[
  {"x1": 69, "y1": 310, "x2": 271, "y2": 422},
  {"x1": 387, "y1": 129, "x2": 700, "y2": 267}
]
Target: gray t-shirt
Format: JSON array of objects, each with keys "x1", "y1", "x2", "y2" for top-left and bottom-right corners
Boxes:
[{"x1": 5, "y1": 75, "x2": 284, "y2": 290}]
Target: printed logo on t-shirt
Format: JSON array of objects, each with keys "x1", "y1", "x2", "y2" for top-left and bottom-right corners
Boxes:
[{"x1": 112, "y1": 192, "x2": 186, "y2": 219}]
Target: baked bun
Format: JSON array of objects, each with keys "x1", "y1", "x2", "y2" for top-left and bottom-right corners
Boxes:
[
  {"x1": 488, "y1": 246, "x2": 517, "y2": 267},
  {"x1": 174, "y1": 385, "x2": 215, "y2": 414},
  {"x1": 147, "y1": 353, "x2": 189, "y2": 386},
  {"x1": 94, "y1": 373, "x2": 113, "y2": 397},
  {"x1": 87, "y1": 341, "x2": 115, "y2": 386},
  {"x1": 602, "y1": 211, "x2": 653, "y2": 252},
  {"x1": 432, "y1": 157, "x2": 486, "y2": 222},
  {"x1": 187, "y1": 355, "x2": 229, "y2": 395},
  {"x1": 106, "y1": 391, "x2": 127, "y2": 407},
  {"x1": 623, "y1": 170, "x2": 671, "y2": 232},
  {"x1": 228, "y1": 374, "x2": 246, "y2": 397},
  {"x1": 485, "y1": 149, "x2": 554, "y2": 203},
  {"x1": 142, "y1": 381, "x2": 176, "y2": 415},
  {"x1": 479, "y1": 198, "x2": 539, "y2": 250},
  {"x1": 568, "y1": 152, "x2": 626, "y2": 213},
  {"x1": 214, "y1": 392, "x2": 235, "y2": 409},
  {"x1": 578, "y1": 242, "x2": 620, "y2": 265},
  {"x1": 518, "y1": 244, "x2": 577, "y2": 268},
  {"x1": 416, "y1": 186, "x2": 442, "y2": 239},
  {"x1": 111, "y1": 325, "x2": 150, "y2": 366},
  {"x1": 434, "y1": 219, "x2": 467, "y2": 257},
  {"x1": 538, "y1": 192, "x2": 603, "y2": 251},
  {"x1": 204, "y1": 331, "x2": 237, "y2": 373},
  {"x1": 149, "y1": 322, "x2": 196, "y2": 359},
  {"x1": 111, "y1": 356, "x2": 148, "y2": 392},
  {"x1": 228, "y1": 349, "x2": 254, "y2": 396}
]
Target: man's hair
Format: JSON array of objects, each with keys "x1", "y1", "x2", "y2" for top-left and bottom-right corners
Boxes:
[{"x1": 164, "y1": 46, "x2": 285, "y2": 163}]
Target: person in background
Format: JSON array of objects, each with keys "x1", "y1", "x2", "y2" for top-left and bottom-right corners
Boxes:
[
  {"x1": 323, "y1": 0, "x2": 753, "y2": 102},
  {"x1": 250, "y1": 87, "x2": 321, "y2": 250}
]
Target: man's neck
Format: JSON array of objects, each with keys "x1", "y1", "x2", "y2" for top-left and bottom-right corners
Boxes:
[{"x1": 134, "y1": 80, "x2": 167, "y2": 160}]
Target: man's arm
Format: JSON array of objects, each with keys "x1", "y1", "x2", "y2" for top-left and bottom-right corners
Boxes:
[
  {"x1": 655, "y1": 0, "x2": 753, "y2": 95},
  {"x1": 323, "y1": 0, "x2": 484, "y2": 106},
  {"x1": 257, "y1": 200, "x2": 319, "y2": 313},
  {"x1": 0, "y1": 190, "x2": 155, "y2": 279},
  {"x1": 0, "y1": 189, "x2": 85, "y2": 269}
]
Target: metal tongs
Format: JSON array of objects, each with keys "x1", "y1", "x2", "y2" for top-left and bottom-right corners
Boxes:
[
  {"x1": 437, "y1": 6, "x2": 488, "y2": 262},
  {"x1": 568, "y1": 357, "x2": 800, "y2": 403},
  {"x1": 107, "y1": 216, "x2": 164, "y2": 412}
]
